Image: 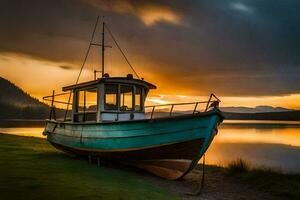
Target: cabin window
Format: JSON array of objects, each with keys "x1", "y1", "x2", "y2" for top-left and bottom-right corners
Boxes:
[
  {"x1": 135, "y1": 86, "x2": 143, "y2": 111},
  {"x1": 85, "y1": 89, "x2": 98, "y2": 112},
  {"x1": 77, "y1": 89, "x2": 97, "y2": 112},
  {"x1": 120, "y1": 85, "x2": 133, "y2": 111},
  {"x1": 74, "y1": 88, "x2": 97, "y2": 122},
  {"x1": 105, "y1": 84, "x2": 118, "y2": 110}
]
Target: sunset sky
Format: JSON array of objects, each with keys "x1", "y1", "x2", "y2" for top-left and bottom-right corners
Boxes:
[{"x1": 1, "y1": 0, "x2": 300, "y2": 109}]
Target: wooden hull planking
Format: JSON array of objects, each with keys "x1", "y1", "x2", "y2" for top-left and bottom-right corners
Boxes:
[{"x1": 44, "y1": 110, "x2": 222, "y2": 179}]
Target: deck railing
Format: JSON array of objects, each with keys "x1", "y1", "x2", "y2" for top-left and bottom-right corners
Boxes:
[
  {"x1": 145, "y1": 93, "x2": 221, "y2": 119},
  {"x1": 43, "y1": 91, "x2": 98, "y2": 122},
  {"x1": 43, "y1": 91, "x2": 221, "y2": 121},
  {"x1": 43, "y1": 91, "x2": 72, "y2": 121}
]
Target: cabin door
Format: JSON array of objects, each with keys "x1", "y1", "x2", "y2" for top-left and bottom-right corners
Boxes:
[{"x1": 73, "y1": 88, "x2": 98, "y2": 122}]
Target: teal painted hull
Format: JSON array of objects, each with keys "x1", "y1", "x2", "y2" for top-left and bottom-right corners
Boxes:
[{"x1": 44, "y1": 109, "x2": 223, "y2": 179}]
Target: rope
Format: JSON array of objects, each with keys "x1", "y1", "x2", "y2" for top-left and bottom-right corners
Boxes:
[
  {"x1": 104, "y1": 24, "x2": 140, "y2": 79},
  {"x1": 185, "y1": 154, "x2": 206, "y2": 196}
]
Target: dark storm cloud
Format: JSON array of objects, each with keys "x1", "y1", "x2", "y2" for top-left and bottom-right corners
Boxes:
[
  {"x1": 58, "y1": 65, "x2": 73, "y2": 70},
  {"x1": 0, "y1": 0, "x2": 300, "y2": 96}
]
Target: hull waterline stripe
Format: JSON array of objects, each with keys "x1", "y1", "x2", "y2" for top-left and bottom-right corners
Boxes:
[
  {"x1": 48, "y1": 126, "x2": 208, "y2": 140},
  {"x1": 47, "y1": 123, "x2": 208, "y2": 133},
  {"x1": 49, "y1": 138, "x2": 204, "y2": 153}
]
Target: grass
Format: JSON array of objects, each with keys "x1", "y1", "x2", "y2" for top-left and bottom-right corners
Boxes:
[
  {"x1": 2, "y1": 133, "x2": 300, "y2": 200},
  {"x1": 224, "y1": 158, "x2": 300, "y2": 199},
  {"x1": 0, "y1": 133, "x2": 178, "y2": 200},
  {"x1": 227, "y1": 158, "x2": 250, "y2": 174}
]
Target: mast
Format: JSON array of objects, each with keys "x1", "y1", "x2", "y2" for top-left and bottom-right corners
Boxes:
[{"x1": 101, "y1": 21, "x2": 105, "y2": 77}]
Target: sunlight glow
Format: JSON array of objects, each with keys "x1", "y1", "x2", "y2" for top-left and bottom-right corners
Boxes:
[
  {"x1": 145, "y1": 94, "x2": 300, "y2": 109},
  {"x1": 87, "y1": 1, "x2": 182, "y2": 26},
  {"x1": 146, "y1": 97, "x2": 170, "y2": 105},
  {"x1": 215, "y1": 126, "x2": 300, "y2": 147},
  {"x1": 1, "y1": 53, "x2": 300, "y2": 109},
  {"x1": 0, "y1": 53, "x2": 92, "y2": 100},
  {"x1": 137, "y1": 5, "x2": 182, "y2": 26}
]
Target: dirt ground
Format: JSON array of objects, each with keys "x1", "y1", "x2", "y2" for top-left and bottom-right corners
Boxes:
[{"x1": 136, "y1": 169, "x2": 281, "y2": 200}]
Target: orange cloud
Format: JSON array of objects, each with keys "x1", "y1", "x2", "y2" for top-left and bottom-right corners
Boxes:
[
  {"x1": 0, "y1": 53, "x2": 92, "y2": 100},
  {"x1": 2, "y1": 52, "x2": 300, "y2": 110},
  {"x1": 136, "y1": 5, "x2": 182, "y2": 26},
  {"x1": 87, "y1": 0, "x2": 182, "y2": 26},
  {"x1": 145, "y1": 94, "x2": 300, "y2": 110}
]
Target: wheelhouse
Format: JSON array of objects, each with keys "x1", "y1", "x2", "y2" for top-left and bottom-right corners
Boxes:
[{"x1": 62, "y1": 75, "x2": 156, "y2": 122}]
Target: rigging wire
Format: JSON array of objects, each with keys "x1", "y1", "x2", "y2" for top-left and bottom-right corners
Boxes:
[
  {"x1": 64, "y1": 16, "x2": 140, "y2": 120},
  {"x1": 76, "y1": 16, "x2": 100, "y2": 84},
  {"x1": 64, "y1": 16, "x2": 100, "y2": 120},
  {"x1": 104, "y1": 23, "x2": 140, "y2": 79},
  {"x1": 107, "y1": 47, "x2": 112, "y2": 75}
]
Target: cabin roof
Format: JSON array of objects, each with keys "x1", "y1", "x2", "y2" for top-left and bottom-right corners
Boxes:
[{"x1": 62, "y1": 77, "x2": 157, "y2": 91}]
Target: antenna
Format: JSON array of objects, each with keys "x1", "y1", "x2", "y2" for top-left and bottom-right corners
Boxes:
[
  {"x1": 90, "y1": 16, "x2": 112, "y2": 79},
  {"x1": 76, "y1": 16, "x2": 139, "y2": 80},
  {"x1": 101, "y1": 18, "x2": 105, "y2": 77}
]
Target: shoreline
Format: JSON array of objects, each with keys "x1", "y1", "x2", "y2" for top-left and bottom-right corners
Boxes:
[
  {"x1": 0, "y1": 120, "x2": 45, "y2": 128},
  {"x1": 1, "y1": 133, "x2": 299, "y2": 199},
  {"x1": 0, "y1": 133, "x2": 177, "y2": 200}
]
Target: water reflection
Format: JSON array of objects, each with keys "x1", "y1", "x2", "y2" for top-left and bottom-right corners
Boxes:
[
  {"x1": 206, "y1": 121, "x2": 300, "y2": 173},
  {"x1": 0, "y1": 120, "x2": 300, "y2": 173},
  {"x1": 217, "y1": 125, "x2": 300, "y2": 147},
  {"x1": 0, "y1": 127, "x2": 45, "y2": 138}
]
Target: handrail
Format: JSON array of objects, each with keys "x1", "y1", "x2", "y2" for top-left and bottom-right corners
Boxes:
[
  {"x1": 205, "y1": 93, "x2": 221, "y2": 112},
  {"x1": 193, "y1": 102, "x2": 199, "y2": 114},
  {"x1": 43, "y1": 91, "x2": 73, "y2": 121},
  {"x1": 43, "y1": 92, "x2": 71, "y2": 100},
  {"x1": 49, "y1": 90, "x2": 56, "y2": 120},
  {"x1": 145, "y1": 101, "x2": 208, "y2": 108},
  {"x1": 146, "y1": 93, "x2": 220, "y2": 120},
  {"x1": 43, "y1": 99, "x2": 73, "y2": 105},
  {"x1": 211, "y1": 93, "x2": 221, "y2": 102},
  {"x1": 43, "y1": 91, "x2": 221, "y2": 121},
  {"x1": 43, "y1": 91, "x2": 73, "y2": 106},
  {"x1": 74, "y1": 111, "x2": 97, "y2": 114}
]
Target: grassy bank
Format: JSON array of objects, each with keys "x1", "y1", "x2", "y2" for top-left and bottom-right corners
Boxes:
[
  {"x1": 225, "y1": 159, "x2": 300, "y2": 199},
  {"x1": 0, "y1": 133, "x2": 177, "y2": 200},
  {"x1": 2, "y1": 133, "x2": 300, "y2": 200}
]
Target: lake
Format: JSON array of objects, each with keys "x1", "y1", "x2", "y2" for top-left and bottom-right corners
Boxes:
[
  {"x1": 1, "y1": 120, "x2": 300, "y2": 173},
  {"x1": 206, "y1": 120, "x2": 300, "y2": 173}
]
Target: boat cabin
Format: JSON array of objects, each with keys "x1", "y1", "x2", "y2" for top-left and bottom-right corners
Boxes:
[{"x1": 62, "y1": 74, "x2": 156, "y2": 122}]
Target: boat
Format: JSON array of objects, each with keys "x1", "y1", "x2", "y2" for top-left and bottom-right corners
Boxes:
[{"x1": 43, "y1": 18, "x2": 223, "y2": 180}]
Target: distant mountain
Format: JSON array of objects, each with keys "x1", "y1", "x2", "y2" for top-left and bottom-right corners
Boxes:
[
  {"x1": 0, "y1": 77, "x2": 64, "y2": 119},
  {"x1": 0, "y1": 76, "x2": 299, "y2": 121},
  {"x1": 220, "y1": 105, "x2": 300, "y2": 121},
  {"x1": 223, "y1": 111, "x2": 300, "y2": 121},
  {"x1": 220, "y1": 106, "x2": 294, "y2": 113},
  {"x1": 0, "y1": 77, "x2": 45, "y2": 108}
]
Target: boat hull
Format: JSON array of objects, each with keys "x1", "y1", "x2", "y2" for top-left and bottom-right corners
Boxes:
[{"x1": 44, "y1": 109, "x2": 223, "y2": 179}]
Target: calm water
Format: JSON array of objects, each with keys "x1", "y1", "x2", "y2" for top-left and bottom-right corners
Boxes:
[
  {"x1": 1, "y1": 120, "x2": 300, "y2": 173},
  {"x1": 206, "y1": 120, "x2": 300, "y2": 173}
]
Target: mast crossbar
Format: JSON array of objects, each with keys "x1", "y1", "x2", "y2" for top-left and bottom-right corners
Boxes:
[{"x1": 91, "y1": 43, "x2": 112, "y2": 48}]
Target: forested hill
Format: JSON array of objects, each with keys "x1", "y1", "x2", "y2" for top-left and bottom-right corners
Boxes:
[
  {"x1": 222, "y1": 111, "x2": 300, "y2": 121},
  {"x1": 0, "y1": 77, "x2": 50, "y2": 119},
  {"x1": 0, "y1": 77, "x2": 299, "y2": 121}
]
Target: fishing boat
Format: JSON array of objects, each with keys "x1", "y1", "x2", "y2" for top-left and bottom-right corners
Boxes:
[{"x1": 43, "y1": 18, "x2": 223, "y2": 180}]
